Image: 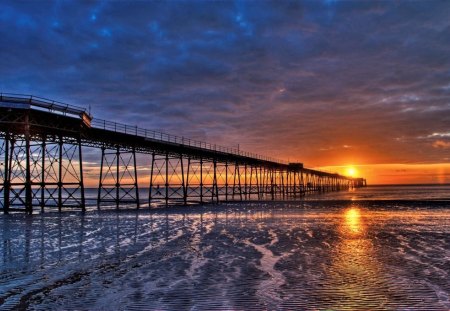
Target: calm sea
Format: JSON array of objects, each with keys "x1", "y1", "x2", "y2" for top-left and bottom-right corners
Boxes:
[
  {"x1": 86, "y1": 184, "x2": 450, "y2": 208},
  {"x1": 0, "y1": 185, "x2": 449, "y2": 310}
]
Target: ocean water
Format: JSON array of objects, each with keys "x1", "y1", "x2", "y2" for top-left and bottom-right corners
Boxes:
[
  {"x1": 89, "y1": 184, "x2": 450, "y2": 208},
  {"x1": 0, "y1": 185, "x2": 449, "y2": 310},
  {"x1": 303, "y1": 184, "x2": 450, "y2": 201}
]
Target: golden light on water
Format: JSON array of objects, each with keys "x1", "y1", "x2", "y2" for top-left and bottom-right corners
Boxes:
[
  {"x1": 344, "y1": 207, "x2": 363, "y2": 236},
  {"x1": 325, "y1": 206, "x2": 383, "y2": 307}
]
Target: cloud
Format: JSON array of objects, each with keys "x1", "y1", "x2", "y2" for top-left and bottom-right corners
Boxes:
[
  {"x1": 432, "y1": 140, "x2": 450, "y2": 149},
  {"x1": 428, "y1": 132, "x2": 450, "y2": 138},
  {"x1": 0, "y1": 0, "x2": 449, "y2": 167}
]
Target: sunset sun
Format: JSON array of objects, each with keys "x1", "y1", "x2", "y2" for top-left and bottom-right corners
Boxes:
[{"x1": 346, "y1": 166, "x2": 358, "y2": 178}]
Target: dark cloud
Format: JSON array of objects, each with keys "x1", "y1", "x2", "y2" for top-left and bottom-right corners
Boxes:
[{"x1": 1, "y1": 0, "x2": 449, "y2": 167}]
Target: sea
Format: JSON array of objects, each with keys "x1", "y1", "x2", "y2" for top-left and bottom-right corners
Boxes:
[{"x1": 0, "y1": 184, "x2": 449, "y2": 310}]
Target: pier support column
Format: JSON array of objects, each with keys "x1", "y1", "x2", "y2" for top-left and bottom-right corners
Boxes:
[
  {"x1": 78, "y1": 137, "x2": 86, "y2": 212},
  {"x1": 98, "y1": 147, "x2": 105, "y2": 209},
  {"x1": 270, "y1": 169, "x2": 275, "y2": 201},
  {"x1": 181, "y1": 154, "x2": 187, "y2": 206},
  {"x1": 165, "y1": 152, "x2": 169, "y2": 207},
  {"x1": 58, "y1": 136, "x2": 63, "y2": 211},
  {"x1": 25, "y1": 122, "x2": 32, "y2": 214},
  {"x1": 233, "y1": 162, "x2": 243, "y2": 201},
  {"x1": 40, "y1": 138, "x2": 46, "y2": 213},
  {"x1": 212, "y1": 159, "x2": 219, "y2": 203},
  {"x1": 200, "y1": 157, "x2": 203, "y2": 204},
  {"x1": 3, "y1": 135, "x2": 9, "y2": 213},
  {"x1": 1, "y1": 134, "x2": 10, "y2": 214},
  {"x1": 225, "y1": 162, "x2": 229, "y2": 201}
]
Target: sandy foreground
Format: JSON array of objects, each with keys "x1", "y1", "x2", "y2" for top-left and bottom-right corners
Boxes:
[{"x1": 1, "y1": 202, "x2": 449, "y2": 310}]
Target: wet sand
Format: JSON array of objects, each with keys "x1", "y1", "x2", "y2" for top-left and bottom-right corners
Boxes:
[{"x1": 1, "y1": 202, "x2": 449, "y2": 310}]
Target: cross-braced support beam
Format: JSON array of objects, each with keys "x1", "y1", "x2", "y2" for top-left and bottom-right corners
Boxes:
[
  {"x1": 98, "y1": 146, "x2": 139, "y2": 209},
  {"x1": 0, "y1": 133, "x2": 85, "y2": 213},
  {"x1": 149, "y1": 152, "x2": 185, "y2": 207}
]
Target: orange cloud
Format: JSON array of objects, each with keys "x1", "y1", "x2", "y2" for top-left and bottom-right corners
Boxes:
[{"x1": 432, "y1": 140, "x2": 450, "y2": 149}]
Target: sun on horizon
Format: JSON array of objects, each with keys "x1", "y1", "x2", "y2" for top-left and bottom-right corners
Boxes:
[{"x1": 346, "y1": 166, "x2": 358, "y2": 178}]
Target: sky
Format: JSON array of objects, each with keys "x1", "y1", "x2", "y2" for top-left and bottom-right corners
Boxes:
[{"x1": 1, "y1": 0, "x2": 450, "y2": 184}]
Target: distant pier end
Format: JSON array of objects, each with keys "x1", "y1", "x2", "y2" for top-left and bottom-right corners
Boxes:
[{"x1": 352, "y1": 178, "x2": 367, "y2": 188}]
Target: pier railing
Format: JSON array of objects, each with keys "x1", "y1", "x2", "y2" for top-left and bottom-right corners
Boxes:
[
  {"x1": 91, "y1": 118, "x2": 286, "y2": 164},
  {"x1": 0, "y1": 93, "x2": 286, "y2": 164},
  {"x1": 0, "y1": 93, "x2": 90, "y2": 117}
]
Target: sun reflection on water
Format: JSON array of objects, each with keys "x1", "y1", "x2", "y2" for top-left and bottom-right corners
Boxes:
[
  {"x1": 320, "y1": 206, "x2": 388, "y2": 308},
  {"x1": 344, "y1": 207, "x2": 363, "y2": 236}
]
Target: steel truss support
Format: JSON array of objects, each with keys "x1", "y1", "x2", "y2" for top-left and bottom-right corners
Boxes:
[
  {"x1": 246, "y1": 165, "x2": 260, "y2": 200},
  {"x1": 232, "y1": 162, "x2": 244, "y2": 201},
  {"x1": 2, "y1": 136, "x2": 358, "y2": 213},
  {"x1": 148, "y1": 154, "x2": 223, "y2": 206},
  {"x1": 149, "y1": 152, "x2": 185, "y2": 207},
  {"x1": 260, "y1": 167, "x2": 272, "y2": 200},
  {"x1": 98, "y1": 146, "x2": 139, "y2": 209},
  {"x1": 186, "y1": 157, "x2": 217, "y2": 204},
  {"x1": 214, "y1": 161, "x2": 229, "y2": 202},
  {"x1": 0, "y1": 133, "x2": 85, "y2": 213},
  {"x1": 286, "y1": 171, "x2": 298, "y2": 198},
  {"x1": 0, "y1": 135, "x2": 8, "y2": 213}
]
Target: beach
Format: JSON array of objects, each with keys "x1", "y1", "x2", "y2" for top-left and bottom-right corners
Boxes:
[{"x1": 1, "y1": 186, "x2": 449, "y2": 310}]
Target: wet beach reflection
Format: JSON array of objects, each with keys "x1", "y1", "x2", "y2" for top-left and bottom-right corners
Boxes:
[{"x1": 0, "y1": 202, "x2": 449, "y2": 310}]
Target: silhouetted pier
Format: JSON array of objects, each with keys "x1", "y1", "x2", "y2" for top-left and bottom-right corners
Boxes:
[{"x1": 0, "y1": 93, "x2": 366, "y2": 213}]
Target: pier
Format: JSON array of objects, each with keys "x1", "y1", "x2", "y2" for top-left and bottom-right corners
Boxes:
[{"x1": 0, "y1": 93, "x2": 366, "y2": 213}]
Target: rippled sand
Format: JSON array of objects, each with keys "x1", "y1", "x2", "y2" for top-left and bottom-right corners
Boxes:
[{"x1": 1, "y1": 202, "x2": 449, "y2": 310}]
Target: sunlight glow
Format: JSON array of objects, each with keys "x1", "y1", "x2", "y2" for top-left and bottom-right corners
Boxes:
[
  {"x1": 344, "y1": 208, "x2": 362, "y2": 235},
  {"x1": 346, "y1": 166, "x2": 358, "y2": 177}
]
